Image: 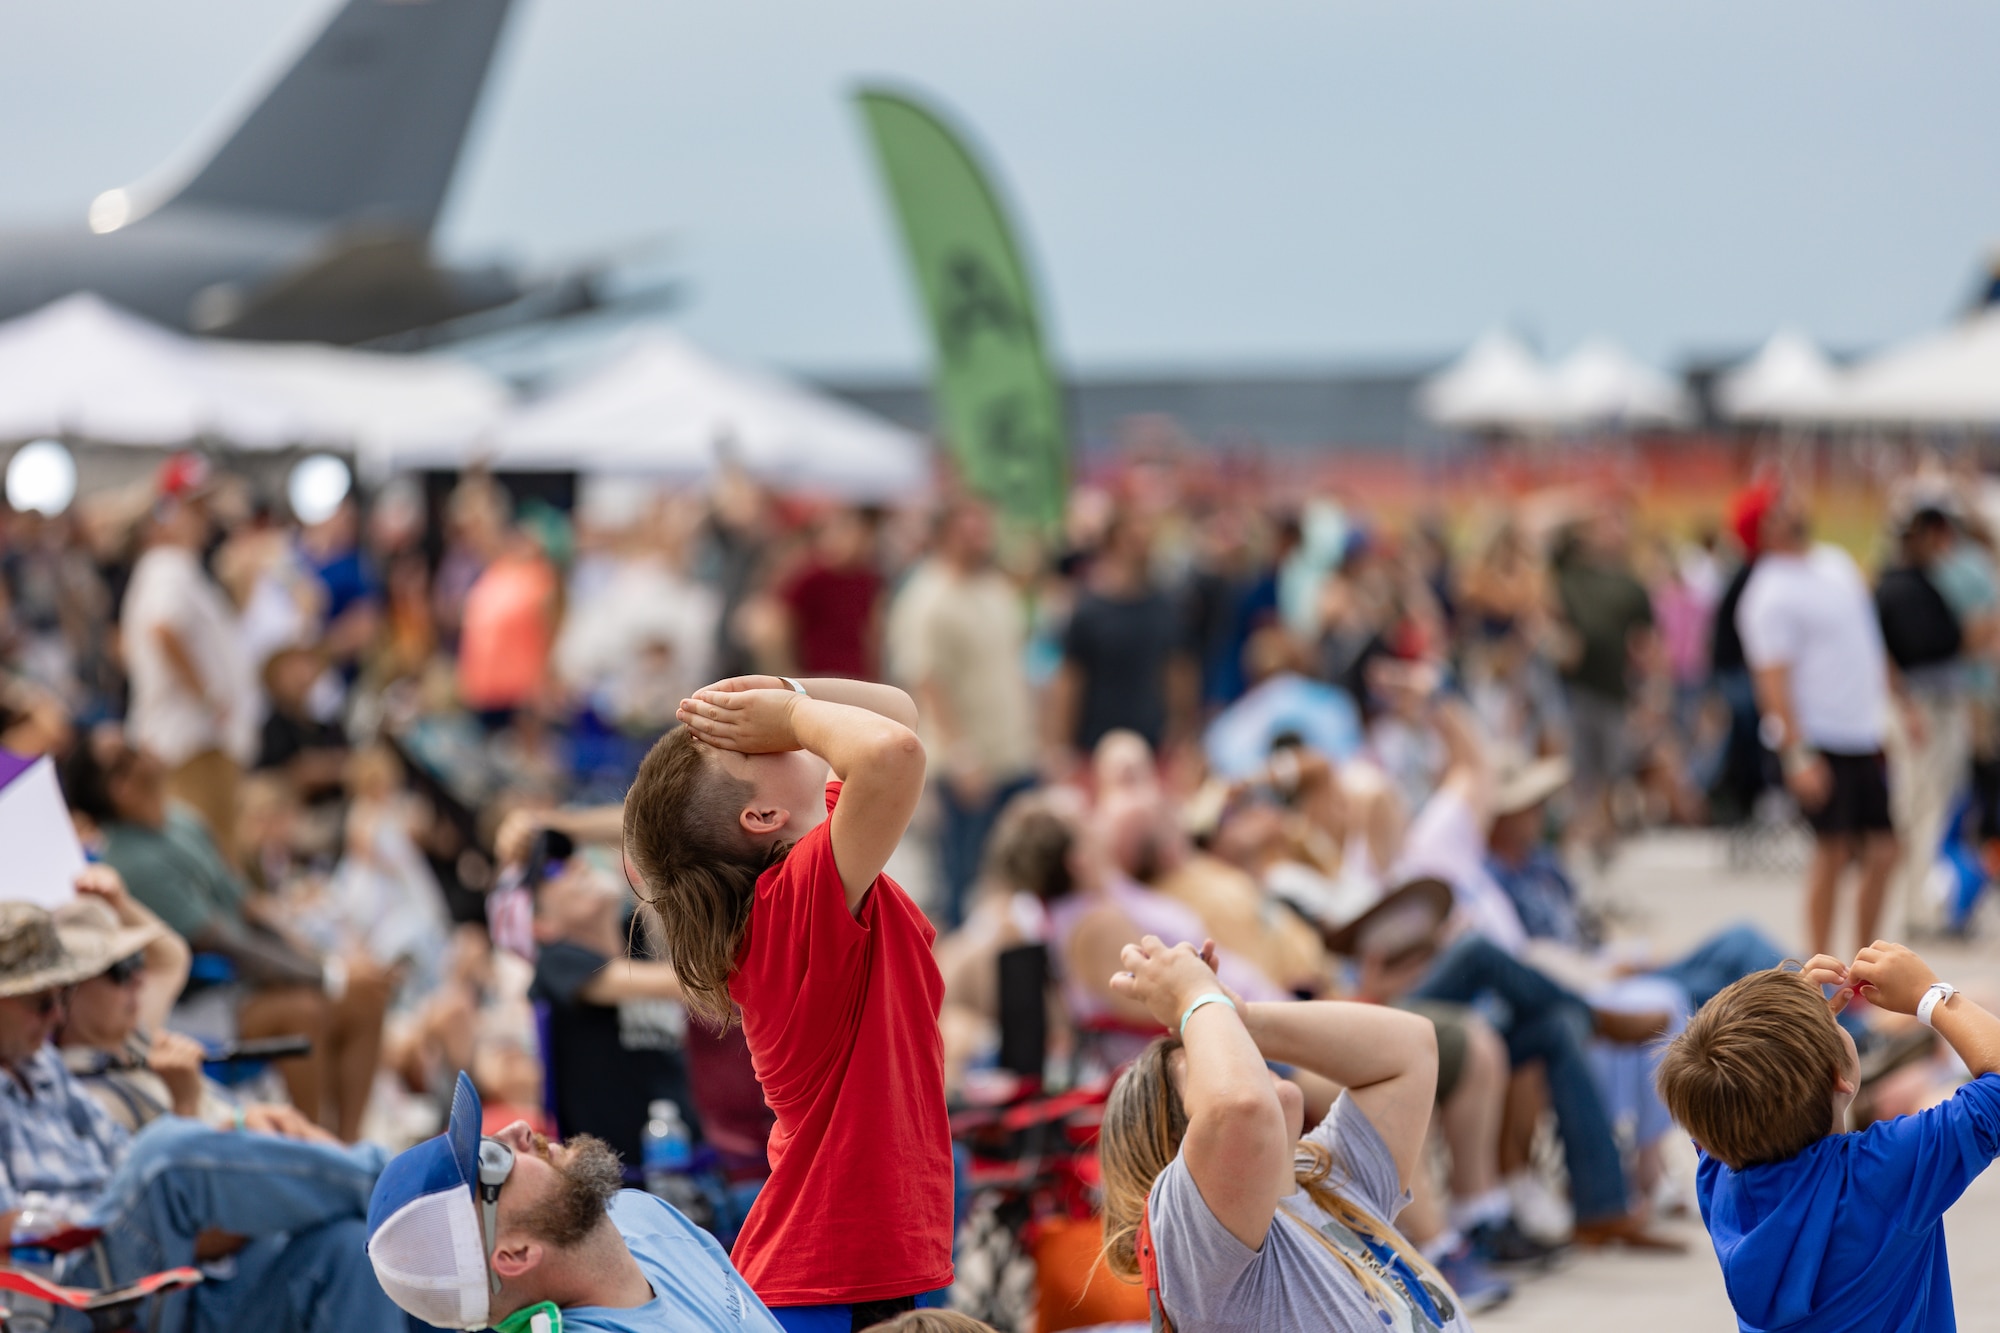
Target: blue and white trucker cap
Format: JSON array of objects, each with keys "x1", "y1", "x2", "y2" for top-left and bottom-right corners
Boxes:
[{"x1": 367, "y1": 1071, "x2": 495, "y2": 1330}]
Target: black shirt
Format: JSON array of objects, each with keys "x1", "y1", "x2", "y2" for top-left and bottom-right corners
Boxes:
[
  {"x1": 1876, "y1": 564, "x2": 1963, "y2": 672},
  {"x1": 1063, "y1": 588, "x2": 1185, "y2": 750},
  {"x1": 529, "y1": 939, "x2": 699, "y2": 1172}
]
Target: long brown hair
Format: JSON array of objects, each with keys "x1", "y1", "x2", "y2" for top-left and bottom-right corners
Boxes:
[
  {"x1": 622, "y1": 727, "x2": 784, "y2": 1028},
  {"x1": 1099, "y1": 1036, "x2": 1453, "y2": 1316}
]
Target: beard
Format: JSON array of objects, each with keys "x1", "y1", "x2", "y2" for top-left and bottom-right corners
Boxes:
[{"x1": 520, "y1": 1134, "x2": 624, "y2": 1248}]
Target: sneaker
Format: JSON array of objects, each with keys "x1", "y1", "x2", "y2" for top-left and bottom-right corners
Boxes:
[
  {"x1": 1436, "y1": 1245, "x2": 1512, "y2": 1315},
  {"x1": 1468, "y1": 1217, "x2": 1565, "y2": 1267},
  {"x1": 1506, "y1": 1173, "x2": 1573, "y2": 1244}
]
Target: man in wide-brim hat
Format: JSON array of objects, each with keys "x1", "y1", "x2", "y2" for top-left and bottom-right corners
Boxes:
[{"x1": 0, "y1": 897, "x2": 411, "y2": 1333}]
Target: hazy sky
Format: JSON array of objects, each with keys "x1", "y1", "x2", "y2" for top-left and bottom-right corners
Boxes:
[{"x1": 4, "y1": 1, "x2": 1999, "y2": 375}]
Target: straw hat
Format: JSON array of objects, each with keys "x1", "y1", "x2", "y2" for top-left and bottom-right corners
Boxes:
[
  {"x1": 0, "y1": 902, "x2": 99, "y2": 997},
  {"x1": 52, "y1": 897, "x2": 165, "y2": 982},
  {"x1": 1492, "y1": 752, "x2": 1572, "y2": 818}
]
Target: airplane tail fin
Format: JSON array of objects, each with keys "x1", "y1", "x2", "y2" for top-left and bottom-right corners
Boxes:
[{"x1": 161, "y1": 0, "x2": 516, "y2": 232}]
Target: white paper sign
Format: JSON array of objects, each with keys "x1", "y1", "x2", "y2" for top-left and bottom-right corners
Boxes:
[{"x1": 0, "y1": 755, "x2": 87, "y2": 909}]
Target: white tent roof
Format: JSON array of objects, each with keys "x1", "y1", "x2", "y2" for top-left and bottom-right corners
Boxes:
[
  {"x1": 1416, "y1": 330, "x2": 1563, "y2": 431},
  {"x1": 0, "y1": 293, "x2": 300, "y2": 447},
  {"x1": 207, "y1": 341, "x2": 509, "y2": 469},
  {"x1": 1715, "y1": 330, "x2": 1842, "y2": 422},
  {"x1": 1821, "y1": 309, "x2": 2000, "y2": 426},
  {"x1": 1549, "y1": 337, "x2": 1692, "y2": 427},
  {"x1": 451, "y1": 332, "x2": 931, "y2": 499}
]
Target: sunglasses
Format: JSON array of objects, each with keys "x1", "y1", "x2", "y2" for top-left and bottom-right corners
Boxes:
[
  {"x1": 476, "y1": 1137, "x2": 516, "y2": 1295},
  {"x1": 11, "y1": 990, "x2": 64, "y2": 1017},
  {"x1": 104, "y1": 954, "x2": 145, "y2": 987}
]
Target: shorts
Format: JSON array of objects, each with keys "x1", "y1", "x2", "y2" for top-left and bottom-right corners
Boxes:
[
  {"x1": 1396, "y1": 999, "x2": 1472, "y2": 1104},
  {"x1": 1565, "y1": 687, "x2": 1629, "y2": 798},
  {"x1": 1803, "y1": 749, "x2": 1893, "y2": 838}
]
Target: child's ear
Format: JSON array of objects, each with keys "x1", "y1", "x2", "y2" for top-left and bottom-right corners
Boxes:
[{"x1": 740, "y1": 805, "x2": 792, "y2": 837}]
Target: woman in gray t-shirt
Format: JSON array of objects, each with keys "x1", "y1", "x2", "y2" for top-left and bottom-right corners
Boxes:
[{"x1": 1100, "y1": 936, "x2": 1469, "y2": 1332}]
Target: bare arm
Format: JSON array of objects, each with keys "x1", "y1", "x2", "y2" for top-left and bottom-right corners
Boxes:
[
  {"x1": 1238, "y1": 1000, "x2": 1438, "y2": 1190},
  {"x1": 153, "y1": 625, "x2": 212, "y2": 708},
  {"x1": 73, "y1": 867, "x2": 190, "y2": 1033},
  {"x1": 579, "y1": 959, "x2": 684, "y2": 1005},
  {"x1": 1047, "y1": 662, "x2": 1082, "y2": 767},
  {"x1": 679, "y1": 681, "x2": 925, "y2": 912},
  {"x1": 1111, "y1": 937, "x2": 1293, "y2": 1251},
  {"x1": 187, "y1": 919, "x2": 323, "y2": 990}
]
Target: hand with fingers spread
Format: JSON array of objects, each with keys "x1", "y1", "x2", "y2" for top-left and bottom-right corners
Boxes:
[
  {"x1": 1801, "y1": 953, "x2": 1855, "y2": 1013},
  {"x1": 1847, "y1": 941, "x2": 1941, "y2": 1017},
  {"x1": 1109, "y1": 935, "x2": 1230, "y2": 1033},
  {"x1": 676, "y1": 686, "x2": 804, "y2": 754}
]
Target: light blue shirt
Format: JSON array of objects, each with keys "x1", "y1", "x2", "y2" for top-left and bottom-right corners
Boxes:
[
  {"x1": 0, "y1": 1044, "x2": 129, "y2": 1213},
  {"x1": 563, "y1": 1192, "x2": 784, "y2": 1333}
]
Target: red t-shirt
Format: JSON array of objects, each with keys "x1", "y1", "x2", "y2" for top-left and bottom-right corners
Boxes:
[
  {"x1": 781, "y1": 564, "x2": 883, "y2": 679},
  {"x1": 727, "y1": 782, "x2": 953, "y2": 1305}
]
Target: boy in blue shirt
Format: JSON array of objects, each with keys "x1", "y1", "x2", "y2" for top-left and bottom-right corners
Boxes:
[{"x1": 1658, "y1": 943, "x2": 2000, "y2": 1333}]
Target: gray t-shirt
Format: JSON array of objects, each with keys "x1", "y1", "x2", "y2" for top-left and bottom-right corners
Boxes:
[{"x1": 1149, "y1": 1093, "x2": 1470, "y2": 1333}]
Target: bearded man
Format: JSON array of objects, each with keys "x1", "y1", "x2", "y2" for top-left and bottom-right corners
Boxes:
[{"x1": 367, "y1": 1072, "x2": 783, "y2": 1333}]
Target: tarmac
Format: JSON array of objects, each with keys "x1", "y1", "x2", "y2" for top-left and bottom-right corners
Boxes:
[{"x1": 1475, "y1": 829, "x2": 2000, "y2": 1331}]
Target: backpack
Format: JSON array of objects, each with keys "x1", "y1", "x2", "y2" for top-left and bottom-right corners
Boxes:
[{"x1": 1875, "y1": 566, "x2": 1963, "y2": 671}]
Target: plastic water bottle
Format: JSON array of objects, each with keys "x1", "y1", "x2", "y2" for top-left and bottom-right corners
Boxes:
[{"x1": 641, "y1": 1098, "x2": 712, "y2": 1227}]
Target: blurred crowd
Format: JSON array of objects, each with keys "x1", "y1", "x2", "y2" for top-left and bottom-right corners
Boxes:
[{"x1": 1, "y1": 435, "x2": 1997, "y2": 1329}]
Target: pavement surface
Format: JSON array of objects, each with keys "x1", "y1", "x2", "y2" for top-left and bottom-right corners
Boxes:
[{"x1": 1476, "y1": 830, "x2": 2000, "y2": 1331}]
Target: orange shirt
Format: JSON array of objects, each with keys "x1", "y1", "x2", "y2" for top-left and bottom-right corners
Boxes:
[{"x1": 457, "y1": 554, "x2": 556, "y2": 709}]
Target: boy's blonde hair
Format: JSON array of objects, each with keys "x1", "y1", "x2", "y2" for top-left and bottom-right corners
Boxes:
[
  {"x1": 1656, "y1": 966, "x2": 1852, "y2": 1170},
  {"x1": 623, "y1": 727, "x2": 781, "y2": 1029}
]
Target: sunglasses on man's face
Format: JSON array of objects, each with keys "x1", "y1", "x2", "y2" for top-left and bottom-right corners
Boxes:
[
  {"x1": 10, "y1": 990, "x2": 64, "y2": 1017},
  {"x1": 103, "y1": 954, "x2": 146, "y2": 987}
]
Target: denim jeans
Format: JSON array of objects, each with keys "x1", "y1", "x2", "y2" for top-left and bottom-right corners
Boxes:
[
  {"x1": 79, "y1": 1116, "x2": 416, "y2": 1333},
  {"x1": 1652, "y1": 923, "x2": 1868, "y2": 1039},
  {"x1": 1410, "y1": 935, "x2": 1629, "y2": 1224},
  {"x1": 935, "y1": 773, "x2": 1037, "y2": 929}
]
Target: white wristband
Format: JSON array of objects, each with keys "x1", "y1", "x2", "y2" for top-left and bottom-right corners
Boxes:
[
  {"x1": 780, "y1": 676, "x2": 808, "y2": 696},
  {"x1": 1918, "y1": 982, "x2": 1958, "y2": 1028}
]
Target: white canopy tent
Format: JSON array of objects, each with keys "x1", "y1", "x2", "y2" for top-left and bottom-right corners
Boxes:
[
  {"x1": 0, "y1": 292, "x2": 300, "y2": 447},
  {"x1": 0, "y1": 293, "x2": 511, "y2": 461},
  {"x1": 1419, "y1": 330, "x2": 1689, "y2": 432},
  {"x1": 1715, "y1": 330, "x2": 1842, "y2": 422},
  {"x1": 1416, "y1": 330, "x2": 1563, "y2": 432},
  {"x1": 430, "y1": 332, "x2": 932, "y2": 499},
  {"x1": 1820, "y1": 309, "x2": 2000, "y2": 426},
  {"x1": 207, "y1": 341, "x2": 511, "y2": 471},
  {"x1": 1549, "y1": 338, "x2": 1692, "y2": 427}
]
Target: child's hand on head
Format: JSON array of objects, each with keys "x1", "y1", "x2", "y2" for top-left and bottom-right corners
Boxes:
[
  {"x1": 1847, "y1": 941, "x2": 1941, "y2": 1017},
  {"x1": 678, "y1": 687, "x2": 804, "y2": 754}
]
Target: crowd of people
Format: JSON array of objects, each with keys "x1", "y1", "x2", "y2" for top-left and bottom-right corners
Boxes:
[{"x1": 0, "y1": 436, "x2": 1997, "y2": 1331}]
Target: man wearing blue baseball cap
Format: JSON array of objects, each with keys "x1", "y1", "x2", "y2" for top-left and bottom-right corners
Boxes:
[{"x1": 368, "y1": 1072, "x2": 783, "y2": 1333}]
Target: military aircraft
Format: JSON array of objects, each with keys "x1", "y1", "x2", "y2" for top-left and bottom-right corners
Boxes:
[{"x1": 0, "y1": 0, "x2": 629, "y2": 346}]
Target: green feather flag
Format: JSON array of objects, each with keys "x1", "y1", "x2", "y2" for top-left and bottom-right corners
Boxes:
[{"x1": 855, "y1": 87, "x2": 1069, "y2": 534}]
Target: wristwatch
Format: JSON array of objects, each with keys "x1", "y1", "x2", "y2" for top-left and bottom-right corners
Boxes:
[{"x1": 1917, "y1": 982, "x2": 1959, "y2": 1028}]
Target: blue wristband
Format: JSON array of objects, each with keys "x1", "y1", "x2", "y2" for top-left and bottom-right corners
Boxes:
[{"x1": 1179, "y1": 992, "x2": 1238, "y2": 1039}]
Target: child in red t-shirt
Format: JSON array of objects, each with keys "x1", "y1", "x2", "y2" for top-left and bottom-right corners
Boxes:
[{"x1": 623, "y1": 675, "x2": 953, "y2": 1331}]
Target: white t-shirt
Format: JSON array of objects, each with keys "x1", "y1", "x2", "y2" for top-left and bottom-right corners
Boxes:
[
  {"x1": 1737, "y1": 545, "x2": 1889, "y2": 752},
  {"x1": 1392, "y1": 784, "x2": 1529, "y2": 955},
  {"x1": 120, "y1": 546, "x2": 257, "y2": 766}
]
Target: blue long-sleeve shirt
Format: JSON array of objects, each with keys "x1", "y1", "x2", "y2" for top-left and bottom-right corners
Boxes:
[{"x1": 1696, "y1": 1072, "x2": 2000, "y2": 1332}]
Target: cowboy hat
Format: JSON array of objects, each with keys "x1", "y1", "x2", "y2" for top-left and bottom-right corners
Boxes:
[
  {"x1": 53, "y1": 898, "x2": 165, "y2": 982},
  {"x1": 0, "y1": 902, "x2": 99, "y2": 998},
  {"x1": 1492, "y1": 753, "x2": 1572, "y2": 818},
  {"x1": 1264, "y1": 863, "x2": 1454, "y2": 960}
]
